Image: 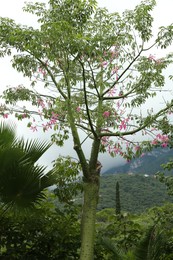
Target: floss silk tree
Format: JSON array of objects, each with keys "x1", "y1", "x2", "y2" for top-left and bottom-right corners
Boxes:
[{"x1": 0, "y1": 0, "x2": 173, "y2": 259}]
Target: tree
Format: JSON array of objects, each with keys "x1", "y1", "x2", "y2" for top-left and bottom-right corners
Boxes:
[
  {"x1": 0, "y1": 122, "x2": 55, "y2": 210},
  {"x1": 116, "y1": 181, "x2": 121, "y2": 215},
  {"x1": 0, "y1": 0, "x2": 173, "y2": 259}
]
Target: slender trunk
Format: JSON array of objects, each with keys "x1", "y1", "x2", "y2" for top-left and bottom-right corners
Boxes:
[{"x1": 80, "y1": 181, "x2": 99, "y2": 260}]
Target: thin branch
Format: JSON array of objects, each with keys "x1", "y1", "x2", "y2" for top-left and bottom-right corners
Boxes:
[
  {"x1": 102, "y1": 48, "x2": 143, "y2": 97},
  {"x1": 80, "y1": 133, "x2": 93, "y2": 146},
  {"x1": 100, "y1": 102, "x2": 173, "y2": 137},
  {"x1": 103, "y1": 86, "x2": 136, "y2": 100},
  {"x1": 87, "y1": 60, "x2": 100, "y2": 98},
  {"x1": 80, "y1": 62, "x2": 98, "y2": 139},
  {"x1": 25, "y1": 49, "x2": 67, "y2": 100}
]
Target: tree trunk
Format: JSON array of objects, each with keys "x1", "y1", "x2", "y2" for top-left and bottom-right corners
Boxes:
[{"x1": 80, "y1": 181, "x2": 99, "y2": 260}]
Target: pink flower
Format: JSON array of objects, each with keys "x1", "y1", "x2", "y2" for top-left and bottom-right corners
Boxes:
[
  {"x1": 22, "y1": 113, "x2": 27, "y2": 118},
  {"x1": 162, "y1": 143, "x2": 168, "y2": 148},
  {"x1": 51, "y1": 111, "x2": 59, "y2": 120},
  {"x1": 101, "y1": 136, "x2": 109, "y2": 145},
  {"x1": 42, "y1": 123, "x2": 48, "y2": 131},
  {"x1": 76, "y1": 106, "x2": 81, "y2": 112},
  {"x1": 108, "y1": 87, "x2": 116, "y2": 97},
  {"x1": 119, "y1": 118, "x2": 129, "y2": 131},
  {"x1": 113, "y1": 146, "x2": 120, "y2": 154},
  {"x1": 151, "y1": 139, "x2": 158, "y2": 145},
  {"x1": 116, "y1": 101, "x2": 120, "y2": 108},
  {"x1": 148, "y1": 54, "x2": 156, "y2": 61},
  {"x1": 119, "y1": 122, "x2": 126, "y2": 130},
  {"x1": 38, "y1": 67, "x2": 46, "y2": 76},
  {"x1": 155, "y1": 59, "x2": 162, "y2": 65},
  {"x1": 30, "y1": 126, "x2": 38, "y2": 132},
  {"x1": 156, "y1": 134, "x2": 169, "y2": 143},
  {"x1": 134, "y1": 145, "x2": 140, "y2": 151},
  {"x1": 103, "y1": 111, "x2": 110, "y2": 118},
  {"x1": 37, "y1": 98, "x2": 45, "y2": 108},
  {"x1": 112, "y1": 66, "x2": 118, "y2": 75},
  {"x1": 101, "y1": 61, "x2": 108, "y2": 67},
  {"x1": 3, "y1": 113, "x2": 9, "y2": 119}
]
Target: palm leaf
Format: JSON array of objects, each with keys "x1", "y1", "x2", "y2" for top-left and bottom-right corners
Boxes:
[
  {"x1": 0, "y1": 122, "x2": 55, "y2": 210},
  {"x1": 0, "y1": 160, "x2": 54, "y2": 208},
  {"x1": 0, "y1": 122, "x2": 17, "y2": 147},
  {"x1": 99, "y1": 236, "x2": 124, "y2": 260},
  {"x1": 134, "y1": 225, "x2": 166, "y2": 260},
  {"x1": 18, "y1": 138, "x2": 52, "y2": 164}
]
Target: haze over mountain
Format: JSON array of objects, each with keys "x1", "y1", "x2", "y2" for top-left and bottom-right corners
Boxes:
[{"x1": 103, "y1": 147, "x2": 173, "y2": 175}]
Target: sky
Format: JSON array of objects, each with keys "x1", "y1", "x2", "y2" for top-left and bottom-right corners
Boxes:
[{"x1": 0, "y1": 0, "x2": 173, "y2": 172}]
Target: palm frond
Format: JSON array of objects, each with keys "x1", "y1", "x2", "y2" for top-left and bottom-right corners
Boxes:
[
  {"x1": 99, "y1": 236, "x2": 124, "y2": 260},
  {"x1": 18, "y1": 138, "x2": 52, "y2": 163},
  {"x1": 134, "y1": 225, "x2": 166, "y2": 260},
  {"x1": 0, "y1": 122, "x2": 55, "y2": 210},
  {"x1": 0, "y1": 162, "x2": 54, "y2": 208},
  {"x1": 0, "y1": 122, "x2": 17, "y2": 147}
]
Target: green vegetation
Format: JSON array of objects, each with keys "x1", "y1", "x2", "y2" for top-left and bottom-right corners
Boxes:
[
  {"x1": 96, "y1": 203, "x2": 173, "y2": 259},
  {"x1": 98, "y1": 174, "x2": 173, "y2": 213},
  {"x1": 0, "y1": 199, "x2": 81, "y2": 259}
]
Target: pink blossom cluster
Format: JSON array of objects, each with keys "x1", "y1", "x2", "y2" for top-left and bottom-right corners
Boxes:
[
  {"x1": 148, "y1": 54, "x2": 162, "y2": 65},
  {"x1": 108, "y1": 143, "x2": 121, "y2": 155},
  {"x1": 108, "y1": 143, "x2": 130, "y2": 160},
  {"x1": 108, "y1": 86, "x2": 117, "y2": 97},
  {"x1": 103, "y1": 111, "x2": 111, "y2": 118},
  {"x1": 151, "y1": 133, "x2": 169, "y2": 147},
  {"x1": 76, "y1": 106, "x2": 81, "y2": 112},
  {"x1": 112, "y1": 65, "x2": 119, "y2": 80},
  {"x1": 101, "y1": 136, "x2": 110, "y2": 146},
  {"x1": 30, "y1": 111, "x2": 59, "y2": 132},
  {"x1": 30, "y1": 125, "x2": 38, "y2": 132},
  {"x1": 41, "y1": 111, "x2": 59, "y2": 131},
  {"x1": 101, "y1": 61, "x2": 108, "y2": 67},
  {"x1": 100, "y1": 45, "x2": 119, "y2": 68},
  {"x1": 38, "y1": 66, "x2": 47, "y2": 76},
  {"x1": 37, "y1": 98, "x2": 46, "y2": 108},
  {"x1": 119, "y1": 118, "x2": 129, "y2": 131},
  {"x1": 3, "y1": 113, "x2": 9, "y2": 118},
  {"x1": 109, "y1": 46, "x2": 119, "y2": 60}
]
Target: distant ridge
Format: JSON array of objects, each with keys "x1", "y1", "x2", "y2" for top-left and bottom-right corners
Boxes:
[{"x1": 103, "y1": 147, "x2": 173, "y2": 175}]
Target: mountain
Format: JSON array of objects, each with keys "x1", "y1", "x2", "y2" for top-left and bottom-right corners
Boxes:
[{"x1": 103, "y1": 147, "x2": 173, "y2": 175}]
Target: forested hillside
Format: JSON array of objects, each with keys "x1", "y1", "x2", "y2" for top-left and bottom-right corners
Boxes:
[{"x1": 97, "y1": 174, "x2": 173, "y2": 213}]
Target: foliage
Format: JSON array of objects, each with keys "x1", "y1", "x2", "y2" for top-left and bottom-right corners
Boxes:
[
  {"x1": 95, "y1": 203, "x2": 173, "y2": 259},
  {"x1": 157, "y1": 160, "x2": 173, "y2": 195},
  {"x1": 53, "y1": 156, "x2": 83, "y2": 203},
  {"x1": 0, "y1": 122, "x2": 55, "y2": 210},
  {"x1": 0, "y1": 198, "x2": 81, "y2": 259},
  {"x1": 98, "y1": 174, "x2": 173, "y2": 212}
]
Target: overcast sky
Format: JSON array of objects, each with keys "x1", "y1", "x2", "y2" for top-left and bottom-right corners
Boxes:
[{"x1": 0, "y1": 0, "x2": 173, "y2": 172}]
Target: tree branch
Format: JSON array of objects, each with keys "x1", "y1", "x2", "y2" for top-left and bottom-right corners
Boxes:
[
  {"x1": 102, "y1": 48, "x2": 143, "y2": 97},
  {"x1": 100, "y1": 102, "x2": 173, "y2": 137},
  {"x1": 80, "y1": 62, "x2": 98, "y2": 139}
]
